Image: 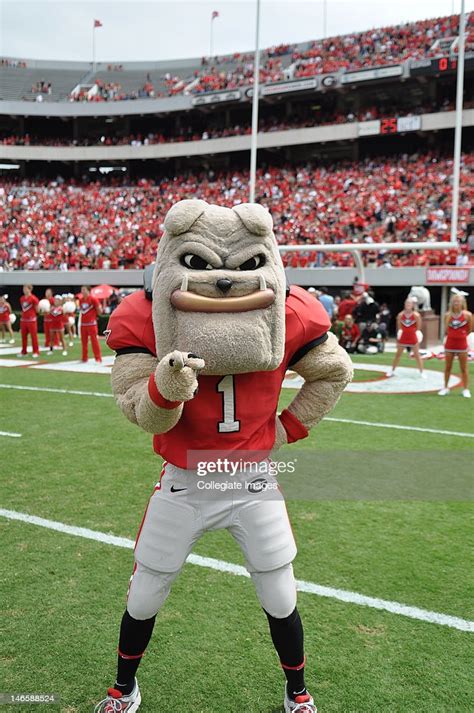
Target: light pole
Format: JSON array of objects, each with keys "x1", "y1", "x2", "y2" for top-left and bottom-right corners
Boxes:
[
  {"x1": 249, "y1": 0, "x2": 261, "y2": 203},
  {"x1": 450, "y1": 0, "x2": 466, "y2": 244}
]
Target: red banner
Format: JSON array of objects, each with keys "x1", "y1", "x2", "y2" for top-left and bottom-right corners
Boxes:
[{"x1": 426, "y1": 267, "x2": 470, "y2": 284}]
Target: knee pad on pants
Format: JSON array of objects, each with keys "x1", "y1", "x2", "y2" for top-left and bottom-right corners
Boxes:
[
  {"x1": 127, "y1": 562, "x2": 180, "y2": 621},
  {"x1": 250, "y1": 563, "x2": 297, "y2": 619}
]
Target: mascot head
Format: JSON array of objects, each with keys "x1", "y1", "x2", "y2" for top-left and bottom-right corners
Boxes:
[{"x1": 152, "y1": 199, "x2": 286, "y2": 375}]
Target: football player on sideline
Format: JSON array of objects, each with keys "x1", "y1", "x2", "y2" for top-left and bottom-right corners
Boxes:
[{"x1": 95, "y1": 201, "x2": 353, "y2": 713}]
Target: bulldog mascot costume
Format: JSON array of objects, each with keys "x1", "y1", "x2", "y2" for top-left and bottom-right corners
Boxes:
[{"x1": 95, "y1": 200, "x2": 352, "y2": 713}]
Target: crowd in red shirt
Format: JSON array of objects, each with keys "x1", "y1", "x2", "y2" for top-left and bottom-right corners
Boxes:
[
  {"x1": 185, "y1": 14, "x2": 474, "y2": 95},
  {"x1": 0, "y1": 152, "x2": 472, "y2": 271},
  {"x1": 71, "y1": 79, "x2": 157, "y2": 103},
  {"x1": 3, "y1": 98, "x2": 464, "y2": 148},
  {"x1": 59, "y1": 14, "x2": 474, "y2": 100},
  {"x1": 292, "y1": 14, "x2": 473, "y2": 78}
]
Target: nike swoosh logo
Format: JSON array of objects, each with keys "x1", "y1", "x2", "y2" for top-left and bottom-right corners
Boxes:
[{"x1": 170, "y1": 486, "x2": 187, "y2": 493}]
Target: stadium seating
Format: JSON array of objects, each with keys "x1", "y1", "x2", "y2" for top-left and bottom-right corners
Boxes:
[
  {"x1": 0, "y1": 153, "x2": 471, "y2": 271},
  {"x1": 1, "y1": 13, "x2": 472, "y2": 102},
  {"x1": 0, "y1": 63, "x2": 88, "y2": 102},
  {"x1": 2, "y1": 98, "x2": 467, "y2": 147}
]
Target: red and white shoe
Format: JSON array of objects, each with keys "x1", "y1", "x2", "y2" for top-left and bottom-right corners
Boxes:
[
  {"x1": 284, "y1": 686, "x2": 317, "y2": 712},
  {"x1": 94, "y1": 679, "x2": 141, "y2": 712}
]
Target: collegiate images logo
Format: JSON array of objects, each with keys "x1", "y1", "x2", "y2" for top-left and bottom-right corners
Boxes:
[{"x1": 193, "y1": 457, "x2": 295, "y2": 493}]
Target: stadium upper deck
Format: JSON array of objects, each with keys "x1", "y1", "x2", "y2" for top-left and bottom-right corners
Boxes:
[{"x1": 1, "y1": 13, "x2": 472, "y2": 104}]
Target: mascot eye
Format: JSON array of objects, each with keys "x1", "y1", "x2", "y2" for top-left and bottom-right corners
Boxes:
[
  {"x1": 180, "y1": 254, "x2": 214, "y2": 270},
  {"x1": 236, "y1": 254, "x2": 266, "y2": 271}
]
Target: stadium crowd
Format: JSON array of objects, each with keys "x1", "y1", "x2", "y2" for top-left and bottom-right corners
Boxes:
[
  {"x1": 291, "y1": 14, "x2": 472, "y2": 77},
  {"x1": 52, "y1": 14, "x2": 473, "y2": 100},
  {"x1": 2, "y1": 98, "x2": 463, "y2": 147},
  {"x1": 71, "y1": 78, "x2": 157, "y2": 102},
  {"x1": 0, "y1": 152, "x2": 472, "y2": 271},
  {"x1": 185, "y1": 14, "x2": 473, "y2": 95}
]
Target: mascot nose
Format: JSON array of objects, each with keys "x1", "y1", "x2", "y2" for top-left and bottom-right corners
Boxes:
[{"x1": 216, "y1": 278, "x2": 233, "y2": 294}]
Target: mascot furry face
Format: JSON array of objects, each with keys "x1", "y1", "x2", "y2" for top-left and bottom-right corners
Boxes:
[{"x1": 152, "y1": 199, "x2": 286, "y2": 375}]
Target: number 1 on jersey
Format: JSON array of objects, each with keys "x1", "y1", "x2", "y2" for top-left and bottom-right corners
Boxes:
[{"x1": 217, "y1": 375, "x2": 240, "y2": 433}]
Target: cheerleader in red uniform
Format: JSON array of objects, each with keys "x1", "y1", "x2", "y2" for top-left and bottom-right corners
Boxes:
[
  {"x1": 49, "y1": 296, "x2": 68, "y2": 356},
  {"x1": 387, "y1": 298, "x2": 424, "y2": 377},
  {"x1": 43, "y1": 288, "x2": 55, "y2": 348},
  {"x1": 438, "y1": 293, "x2": 472, "y2": 398},
  {"x1": 19, "y1": 284, "x2": 39, "y2": 357},
  {"x1": 0, "y1": 294, "x2": 15, "y2": 344}
]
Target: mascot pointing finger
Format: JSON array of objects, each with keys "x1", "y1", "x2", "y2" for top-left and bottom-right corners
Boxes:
[{"x1": 95, "y1": 200, "x2": 353, "y2": 713}]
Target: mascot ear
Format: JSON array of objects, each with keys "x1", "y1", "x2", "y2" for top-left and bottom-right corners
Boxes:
[
  {"x1": 164, "y1": 199, "x2": 208, "y2": 236},
  {"x1": 232, "y1": 203, "x2": 273, "y2": 236}
]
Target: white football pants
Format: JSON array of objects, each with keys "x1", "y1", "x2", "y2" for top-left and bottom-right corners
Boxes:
[{"x1": 127, "y1": 462, "x2": 297, "y2": 620}]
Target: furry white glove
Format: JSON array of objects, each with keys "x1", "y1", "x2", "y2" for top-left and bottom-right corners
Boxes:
[{"x1": 155, "y1": 350, "x2": 205, "y2": 403}]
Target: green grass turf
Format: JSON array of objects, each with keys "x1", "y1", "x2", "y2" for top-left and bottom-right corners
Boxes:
[{"x1": 0, "y1": 344, "x2": 473, "y2": 712}]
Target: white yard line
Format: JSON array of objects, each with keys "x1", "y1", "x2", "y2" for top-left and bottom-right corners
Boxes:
[
  {"x1": 325, "y1": 417, "x2": 474, "y2": 439},
  {"x1": 0, "y1": 383, "x2": 113, "y2": 398},
  {"x1": 1, "y1": 382, "x2": 472, "y2": 439},
  {"x1": 1, "y1": 508, "x2": 472, "y2": 633},
  {"x1": 0, "y1": 431, "x2": 21, "y2": 438}
]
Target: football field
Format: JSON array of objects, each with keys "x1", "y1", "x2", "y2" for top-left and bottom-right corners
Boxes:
[{"x1": 1, "y1": 340, "x2": 473, "y2": 713}]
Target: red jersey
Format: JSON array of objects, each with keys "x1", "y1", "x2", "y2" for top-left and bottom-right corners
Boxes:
[
  {"x1": 398, "y1": 311, "x2": 418, "y2": 345},
  {"x1": 20, "y1": 294, "x2": 39, "y2": 322},
  {"x1": 338, "y1": 298, "x2": 356, "y2": 319},
  {"x1": 0, "y1": 303, "x2": 10, "y2": 323},
  {"x1": 80, "y1": 296, "x2": 100, "y2": 326},
  {"x1": 107, "y1": 286, "x2": 330, "y2": 468},
  {"x1": 445, "y1": 311, "x2": 470, "y2": 352},
  {"x1": 50, "y1": 305, "x2": 65, "y2": 330},
  {"x1": 340, "y1": 323, "x2": 360, "y2": 345}
]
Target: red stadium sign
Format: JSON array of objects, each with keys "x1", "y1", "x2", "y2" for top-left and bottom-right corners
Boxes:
[{"x1": 426, "y1": 267, "x2": 470, "y2": 284}]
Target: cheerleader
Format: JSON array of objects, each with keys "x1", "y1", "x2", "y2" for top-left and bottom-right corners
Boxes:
[
  {"x1": 63, "y1": 294, "x2": 77, "y2": 347},
  {"x1": 438, "y1": 293, "x2": 472, "y2": 398},
  {"x1": 43, "y1": 288, "x2": 55, "y2": 348},
  {"x1": 387, "y1": 298, "x2": 424, "y2": 377},
  {"x1": 0, "y1": 294, "x2": 15, "y2": 343},
  {"x1": 49, "y1": 296, "x2": 68, "y2": 356}
]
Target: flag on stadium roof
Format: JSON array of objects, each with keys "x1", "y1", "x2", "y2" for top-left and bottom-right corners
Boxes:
[
  {"x1": 94, "y1": 19, "x2": 103, "y2": 28},
  {"x1": 211, "y1": 10, "x2": 219, "y2": 19}
]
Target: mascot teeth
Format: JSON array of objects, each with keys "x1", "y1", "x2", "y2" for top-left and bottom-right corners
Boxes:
[
  {"x1": 171, "y1": 287, "x2": 275, "y2": 313},
  {"x1": 172, "y1": 266, "x2": 274, "y2": 314}
]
